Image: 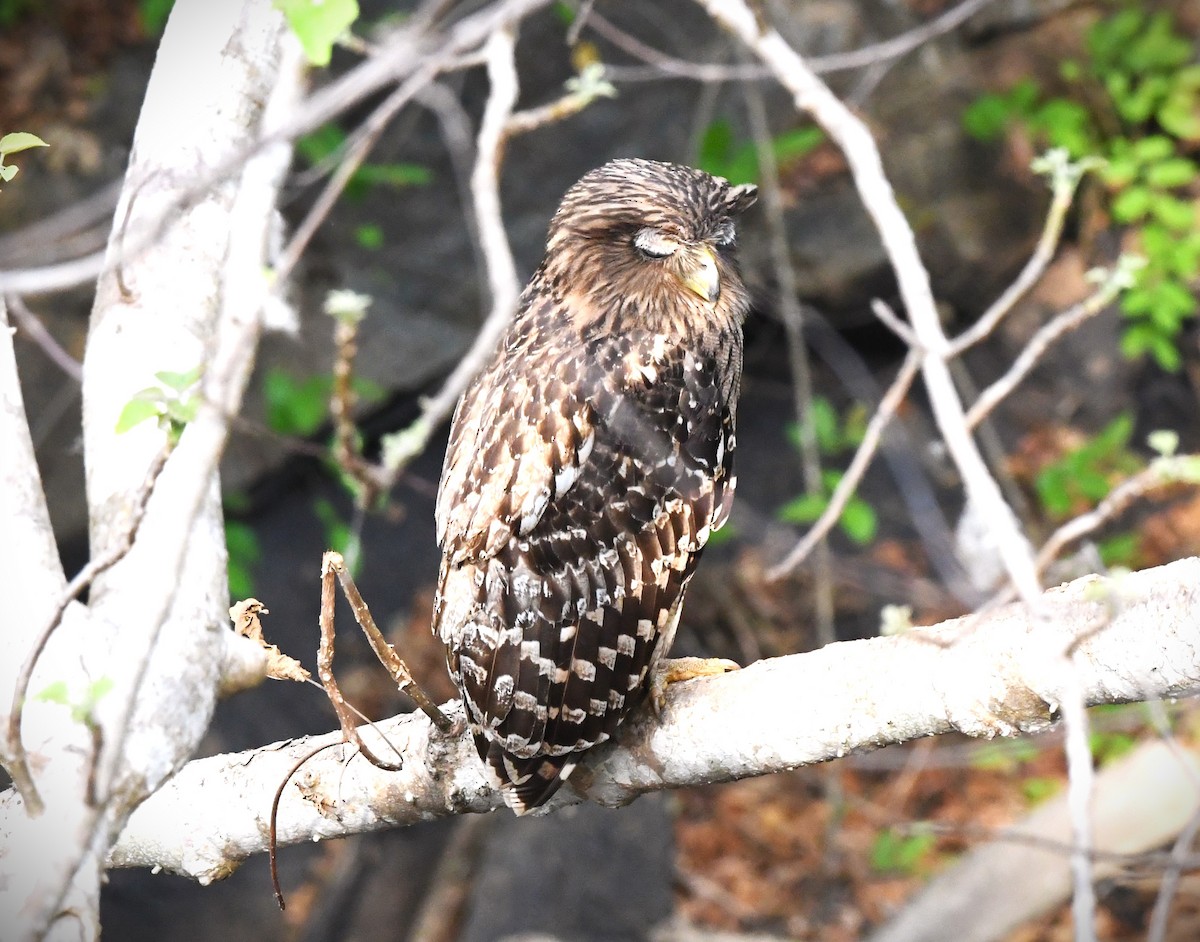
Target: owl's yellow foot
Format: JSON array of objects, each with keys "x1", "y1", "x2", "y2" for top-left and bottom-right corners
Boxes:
[{"x1": 649, "y1": 656, "x2": 741, "y2": 718}]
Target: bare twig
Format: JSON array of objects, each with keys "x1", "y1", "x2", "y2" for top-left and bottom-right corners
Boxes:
[
  {"x1": 417, "y1": 83, "x2": 486, "y2": 310},
  {"x1": 1146, "y1": 805, "x2": 1200, "y2": 942},
  {"x1": 871, "y1": 298, "x2": 918, "y2": 347},
  {"x1": 589, "y1": 0, "x2": 996, "y2": 83},
  {"x1": 504, "y1": 63, "x2": 617, "y2": 137},
  {"x1": 0, "y1": 178, "x2": 120, "y2": 267},
  {"x1": 965, "y1": 261, "x2": 1135, "y2": 430},
  {"x1": 768, "y1": 351, "x2": 921, "y2": 579},
  {"x1": 0, "y1": 0, "x2": 557, "y2": 298},
  {"x1": 5, "y1": 294, "x2": 82, "y2": 382},
  {"x1": 323, "y1": 551, "x2": 456, "y2": 735},
  {"x1": 742, "y1": 78, "x2": 836, "y2": 655},
  {"x1": 1035, "y1": 456, "x2": 1200, "y2": 573},
  {"x1": 270, "y1": 740, "x2": 343, "y2": 910},
  {"x1": 950, "y1": 150, "x2": 1100, "y2": 356},
  {"x1": 379, "y1": 24, "x2": 523, "y2": 477},
  {"x1": 1059, "y1": 656, "x2": 1098, "y2": 941},
  {"x1": 317, "y1": 554, "x2": 404, "y2": 772}
]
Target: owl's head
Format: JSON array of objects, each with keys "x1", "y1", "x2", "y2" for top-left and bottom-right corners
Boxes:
[{"x1": 541, "y1": 158, "x2": 757, "y2": 337}]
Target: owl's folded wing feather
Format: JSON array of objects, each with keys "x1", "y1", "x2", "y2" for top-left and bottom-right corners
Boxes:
[{"x1": 435, "y1": 343, "x2": 595, "y2": 567}]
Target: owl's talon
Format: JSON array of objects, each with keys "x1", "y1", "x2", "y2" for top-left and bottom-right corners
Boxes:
[
  {"x1": 440, "y1": 714, "x2": 468, "y2": 739},
  {"x1": 650, "y1": 656, "x2": 741, "y2": 718}
]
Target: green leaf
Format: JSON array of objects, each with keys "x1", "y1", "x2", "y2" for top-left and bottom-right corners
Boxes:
[
  {"x1": 275, "y1": 0, "x2": 359, "y2": 67},
  {"x1": 165, "y1": 394, "x2": 200, "y2": 427},
  {"x1": 1150, "y1": 193, "x2": 1195, "y2": 231},
  {"x1": 1156, "y1": 279, "x2": 1198, "y2": 319},
  {"x1": 777, "y1": 492, "x2": 829, "y2": 525},
  {"x1": 314, "y1": 497, "x2": 353, "y2": 557},
  {"x1": 962, "y1": 91, "x2": 1013, "y2": 140},
  {"x1": 704, "y1": 523, "x2": 737, "y2": 547},
  {"x1": 1098, "y1": 531, "x2": 1139, "y2": 568},
  {"x1": 355, "y1": 223, "x2": 384, "y2": 250},
  {"x1": 772, "y1": 126, "x2": 824, "y2": 164},
  {"x1": 0, "y1": 164, "x2": 18, "y2": 182},
  {"x1": 870, "y1": 828, "x2": 936, "y2": 875},
  {"x1": 1113, "y1": 75, "x2": 1170, "y2": 125},
  {"x1": 1087, "y1": 8, "x2": 1144, "y2": 66},
  {"x1": 1096, "y1": 413, "x2": 1134, "y2": 451},
  {"x1": 297, "y1": 123, "x2": 346, "y2": 164},
  {"x1": 1130, "y1": 135, "x2": 1175, "y2": 163},
  {"x1": 839, "y1": 498, "x2": 877, "y2": 546},
  {"x1": 1124, "y1": 12, "x2": 1192, "y2": 72},
  {"x1": 1008, "y1": 77, "x2": 1041, "y2": 114},
  {"x1": 552, "y1": 1, "x2": 575, "y2": 25},
  {"x1": 263, "y1": 368, "x2": 330, "y2": 436},
  {"x1": 1148, "y1": 332, "x2": 1182, "y2": 371},
  {"x1": 154, "y1": 366, "x2": 202, "y2": 392},
  {"x1": 697, "y1": 120, "x2": 735, "y2": 178},
  {"x1": 1144, "y1": 157, "x2": 1197, "y2": 188},
  {"x1": 1121, "y1": 286, "x2": 1156, "y2": 316},
  {"x1": 1110, "y1": 185, "x2": 1152, "y2": 223},
  {"x1": 1032, "y1": 99, "x2": 1095, "y2": 157},
  {"x1": 1021, "y1": 777, "x2": 1061, "y2": 804},
  {"x1": 35, "y1": 681, "x2": 71, "y2": 706},
  {"x1": 1100, "y1": 154, "x2": 1138, "y2": 188},
  {"x1": 138, "y1": 0, "x2": 175, "y2": 34},
  {"x1": 115, "y1": 393, "x2": 164, "y2": 433},
  {"x1": 972, "y1": 739, "x2": 1040, "y2": 772},
  {"x1": 1119, "y1": 321, "x2": 1157, "y2": 359},
  {"x1": 1159, "y1": 87, "x2": 1200, "y2": 141},
  {"x1": 809, "y1": 398, "x2": 839, "y2": 453},
  {"x1": 226, "y1": 520, "x2": 261, "y2": 599},
  {"x1": 354, "y1": 162, "x2": 432, "y2": 189},
  {"x1": 1089, "y1": 730, "x2": 1136, "y2": 765},
  {"x1": 0, "y1": 131, "x2": 49, "y2": 155}
]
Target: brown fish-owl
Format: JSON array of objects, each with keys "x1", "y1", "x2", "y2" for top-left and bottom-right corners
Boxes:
[{"x1": 433, "y1": 158, "x2": 757, "y2": 813}]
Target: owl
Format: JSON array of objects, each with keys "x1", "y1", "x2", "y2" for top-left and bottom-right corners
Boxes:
[{"x1": 433, "y1": 158, "x2": 757, "y2": 813}]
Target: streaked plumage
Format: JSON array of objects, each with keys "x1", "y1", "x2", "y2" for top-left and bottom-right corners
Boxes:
[{"x1": 433, "y1": 158, "x2": 757, "y2": 813}]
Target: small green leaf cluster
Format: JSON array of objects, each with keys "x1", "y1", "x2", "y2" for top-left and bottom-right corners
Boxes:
[
  {"x1": 115, "y1": 367, "x2": 203, "y2": 443},
  {"x1": 697, "y1": 119, "x2": 824, "y2": 186},
  {"x1": 35, "y1": 677, "x2": 114, "y2": 726},
  {"x1": 776, "y1": 398, "x2": 877, "y2": 546},
  {"x1": 963, "y1": 5, "x2": 1200, "y2": 371},
  {"x1": 869, "y1": 826, "x2": 936, "y2": 876},
  {"x1": 297, "y1": 124, "x2": 432, "y2": 204},
  {"x1": 276, "y1": 0, "x2": 359, "y2": 67},
  {"x1": 262, "y1": 367, "x2": 383, "y2": 438},
  {"x1": 225, "y1": 517, "x2": 262, "y2": 599},
  {"x1": 0, "y1": 131, "x2": 48, "y2": 184},
  {"x1": 138, "y1": 0, "x2": 174, "y2": 35},
  {"x1": 1033, "y1": 413, "x2": 1141, "y2": 518}
]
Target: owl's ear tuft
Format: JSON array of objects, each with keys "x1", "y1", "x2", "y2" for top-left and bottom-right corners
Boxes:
[{"x1": 725, "y1": 184, "x2": 758, "y2": 215}]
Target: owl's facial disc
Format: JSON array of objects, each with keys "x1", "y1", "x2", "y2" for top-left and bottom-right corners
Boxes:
[{"x1": 677, "y1": 244, "x2": 720, "y2": 303}]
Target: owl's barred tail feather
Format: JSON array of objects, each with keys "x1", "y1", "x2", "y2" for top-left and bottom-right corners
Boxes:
[{"x1": 480, "y1": 736, "x2": 579, "y2": 815}]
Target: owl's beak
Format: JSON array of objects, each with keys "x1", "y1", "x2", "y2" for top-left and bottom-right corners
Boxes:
[{"x1": 679, "y1": 245, "x2": 720, "y2": 303}]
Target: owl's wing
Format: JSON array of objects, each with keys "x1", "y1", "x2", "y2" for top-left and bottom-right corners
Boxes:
[{"x1": 435, "y1": 323, "x2": 595, "y2": 567}]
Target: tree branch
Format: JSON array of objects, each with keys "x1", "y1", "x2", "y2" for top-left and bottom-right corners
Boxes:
[{"x1": 108, "y1": 558, "x2": 1200, "y2": 883}]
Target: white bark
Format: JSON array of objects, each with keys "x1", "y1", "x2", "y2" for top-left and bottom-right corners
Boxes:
[
  {"x1": 0, "y1": 1, "x2": 300, "y2": 938},
  {"x1": 109, "y1": 559, "x2": 1200, "y2": 882}
]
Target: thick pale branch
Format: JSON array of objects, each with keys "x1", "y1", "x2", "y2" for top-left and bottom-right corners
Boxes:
[{"x1": 108, "y1": 558, "x2": 1200, "y2": 883}]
